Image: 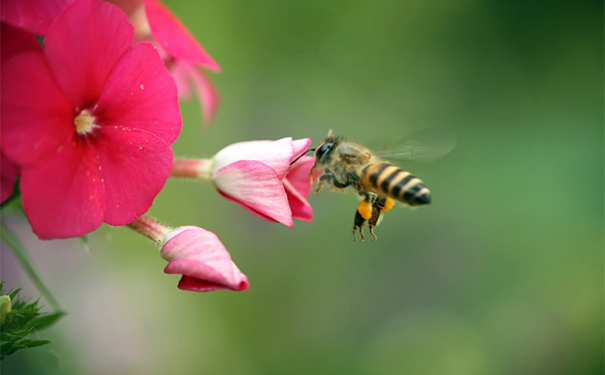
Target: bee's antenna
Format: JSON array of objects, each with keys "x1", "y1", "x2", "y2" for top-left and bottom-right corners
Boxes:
[{"x1": 290, "y1": 148, "x2": 316, "y2": 165}]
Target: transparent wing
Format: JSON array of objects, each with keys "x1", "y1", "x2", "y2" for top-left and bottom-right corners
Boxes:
[{"x1": 374, "y1": 128, "x2": 456, "y2": 162}]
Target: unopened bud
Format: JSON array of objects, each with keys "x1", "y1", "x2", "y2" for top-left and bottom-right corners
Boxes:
[{"x1": 0, "y1": 295, "x2": 12, "y2": 324}]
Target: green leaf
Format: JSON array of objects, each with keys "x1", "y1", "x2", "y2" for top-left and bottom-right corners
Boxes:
[
  {"x1": 33, "y1": 311, "x2": 67, "y2": 330},
  {"x1": 0, "y1": 284, "x2": 61, "y2": 360},
  {"x1": 8, "y1": 288, "x2": 22, "y2": 301},
  {"x1": 16, "y1": 339, "x2": 52, "y2": 348}
]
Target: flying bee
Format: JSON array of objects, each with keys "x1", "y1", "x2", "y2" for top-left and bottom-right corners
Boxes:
[{"x1": 291, "y1": 130, "x2": 454, "y2": 241}]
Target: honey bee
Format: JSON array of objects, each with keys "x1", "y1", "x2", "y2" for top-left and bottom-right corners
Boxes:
[{"x1": 293, "y1": 130, "x2": 454, "y2": 241}]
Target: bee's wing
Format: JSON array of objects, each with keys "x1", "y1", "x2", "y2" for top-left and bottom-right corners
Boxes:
[{"x1": 374, "y1": 128, "x2": 456, "y2": 162}]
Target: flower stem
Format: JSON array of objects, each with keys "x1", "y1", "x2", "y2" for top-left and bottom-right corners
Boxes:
[
  {"x1": 127, "y1": 216, "x2": 172, "y2": 245},
  {"x1": 171, "y1": 158, "x2": 213, "y2": 180},
  {"x1": 0, "y1": 224, "x2": 61, "y2": 312}
]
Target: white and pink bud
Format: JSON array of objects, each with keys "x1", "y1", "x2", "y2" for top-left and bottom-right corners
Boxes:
[
  {"x1": 128, "y1": 217, "x2": 248, "y2": 292},
  {"x1": 171, "y1": 137, "x2": 315, "y2": 227}
]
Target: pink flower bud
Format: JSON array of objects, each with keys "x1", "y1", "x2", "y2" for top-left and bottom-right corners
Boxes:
[
  {"x1": 211, "y1": 137, "x2": 315, "y2": 227},
  {"x1": 160, "y1": 226, "x2": 249, "y2": 292}
]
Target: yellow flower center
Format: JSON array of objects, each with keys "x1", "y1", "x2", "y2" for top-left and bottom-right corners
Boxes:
[{"x1": 74, "y1": 109, "x2": 95, "y2": 134}]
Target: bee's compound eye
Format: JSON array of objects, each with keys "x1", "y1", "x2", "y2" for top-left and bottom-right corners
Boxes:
[{"x1": 316, "y1": 143, "x2": 333, "y2": 160}]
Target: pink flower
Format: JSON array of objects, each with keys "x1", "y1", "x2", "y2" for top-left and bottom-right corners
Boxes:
[
  {"x1": 161, "y1": 226, "x2": 249, "y2": 292},
  {"x1": 0, "y1": 0, "x2": 73, "y2": 36},
  {"x1": 0, "y1": 22, "x2": 39, "y2": 203},
  {"x1": 0, "y1": 0, "x2": 181, "y2": 239},
  {"x1": 211, "y1": 138, "x2": 315, "y2": 227},
  {"x1": 112, "y1": 0, "x2": 220, "y2": 126}
]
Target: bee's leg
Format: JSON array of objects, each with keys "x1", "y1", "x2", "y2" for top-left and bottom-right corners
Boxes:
[
  {"x1": 368, "y1": 197, "x2": 386, "y2": 241},
  {"x1": 357, "y1": 194, "x2": 373, "y2": 221},
  {"x1": 315, "y1": 173, "x2": 332, "y2": 194},
  {"x1": 352, "y1": 210, "x2": 366, "y2": 242},
  {"x1": 316, "y1": 171, "x2": 350, "y2": 194},
  {"x1": 332, "y1": 179, "x2": 350, "y2": 189},
  {"x1": 368, "y1": 225, "x2": 377, "y2": 241}
]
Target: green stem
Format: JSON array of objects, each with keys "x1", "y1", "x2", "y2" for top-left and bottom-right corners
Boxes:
[{"x1": 0, "y1": 224, "x2": 61, "y2": 312}]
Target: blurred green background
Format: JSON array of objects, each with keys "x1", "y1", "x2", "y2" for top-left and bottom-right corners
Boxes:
[{"x1": 2, "y1": 0, "x2": 603, "y2": 374}]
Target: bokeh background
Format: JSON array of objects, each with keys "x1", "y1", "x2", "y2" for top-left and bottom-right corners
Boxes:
[{"x1": 2, "y1": 0, "x2": 603, "y2": 374}]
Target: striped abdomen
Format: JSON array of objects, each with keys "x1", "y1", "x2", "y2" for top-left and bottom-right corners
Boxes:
[{"x1": 361, "y1": 163, "x2": 431, "y2": 206}]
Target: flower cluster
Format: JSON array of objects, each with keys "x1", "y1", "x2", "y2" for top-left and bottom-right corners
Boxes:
[{"x1": 1, "y1": 0, "x2": 315, "y2": 293}]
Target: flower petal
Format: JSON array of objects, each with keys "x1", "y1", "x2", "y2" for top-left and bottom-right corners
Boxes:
[
  {"x1": 161, "y1": 226, "x2": 249, "y2": 292},
  {"x1": 285, "y1": 155, "x2": 315, "y2": 199},
  {"x1": 178, "y1": 276, "x2": 243, "y2": 292},
  {"x1": 143, "y1": 0, "x2": 219, "y2": 72},
  {"x1": 94, "y1": 126, "x2": 173, "y2": 226},
  {"x1": 1, "y1": 151, "x2": 19, "y2": 203},
  {"x1": 214, "y1": 160, "x2": 293, "y2": 227},
  {"x1": 20, "y1": 138, "x2": 105, "y2": 239},
  {"x1": 107, "y1": 0, "x2": 142, "y2": 16},
  {"x1": 170, "y1": 61, "x2": 219, "y2": 127},
  {"x1": 284, "y1": 156, "x2": 315, "y2": 221},
  {"x1": 283, "y1": 179, "x2": 313, "y2": 222},
  {"x1": 44, "y1": 0, "x2": 133, "y2": 109},
  {"x1": 95, "y1": 42, "x2": 182, "y2": 144},
  {"x1": 193, "y1": 68, "x2": 219, "y2": 127},
  {"x1": 0, "y1": 0, "x2": 73, "y2": 36},
  {"x1": 213, "y1": 138, "x2": 294, "y2": 180},
  {"x1": 170, "y1": 61, "x2": 193, "y2": 99},
  {"x1": 290, "y1": 138, "x2": 312, "y2": 162},
  {"x1": 0, "y1": 51, "x2": 73, "y2": 165},
  {"x1": 1, "y1": 22, "x2": 41, "y2": 62}
]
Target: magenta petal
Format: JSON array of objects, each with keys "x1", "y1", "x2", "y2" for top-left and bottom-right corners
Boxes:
[
  {"x1": 20, "y1": 139, "x2": 105, "y2": 239},
  {"x1": 143, "y1": 0, "x2": 219, "y2": 72},
  {"x1": 286, "y1": 156, "x2": 315, "y2": 198},
  {"x1": 177, "y1": 276, "x2": 238, "y2": 292},
  {"x1": 171, "y1": 61, "x2": 219, "y2": 127},
  {"x1": 161, "y1": 226, "x2": 249, "y2": 292},
  {"x1": 1, "y1": 151, "x2": 19, "y2": 203},
  {"x1": 95, "y1": 42, "x2": 182, "y2": 144},
  {"x1": 1, "y1": 22, "x2": 41, "y2": 62},
  {"x1": 0, "y1": 0, "x2": 73, "y2": 36},
  {"x1": 284, "y1": 156, "x2": 315, "y2": 221},
  {"x1": 181, "y1": 62, "x2": 219, "y2": 127},
  {"x1": 214, "y1": 160, "x2": 293, "y2": 227},
  {"x1": 170, "y1": 61, "x2": 193, "y2": 99},
  {"x1": 107, "y1": 0, "x2": 143, "y2": 16},
  {"x1": 94, "y1": 126, "x2": 173, "y2": 226},
  {"x1": 44, "y1": 0, "x2": 133, "y2": 109},
  {"x1": 283, "y1": 179, "x2": 313, "y2": 222},
  {"x1": 0, "y1": 51, "x2": 73, "y2": 165}
]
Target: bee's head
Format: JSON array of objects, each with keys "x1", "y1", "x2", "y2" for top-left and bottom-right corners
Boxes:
[
  {"x1": 290, "y1": 131, "x2": 342, "y2": 167},
  {"x1": 314, "y1": 135, "x2": 340, "y2": 166}
]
